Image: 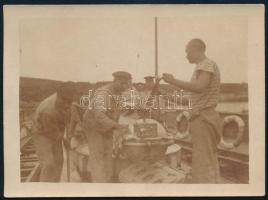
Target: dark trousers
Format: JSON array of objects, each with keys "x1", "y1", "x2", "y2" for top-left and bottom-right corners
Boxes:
[
  {"x1": 190, "y1": 108, "x2": 221, "y2": 183},
  {"x1": 85, "y1": 131, "x2": 114, "y2": 183},
  {"x1": 32, "y1": 134, "x2": 63, "y2": 182}
]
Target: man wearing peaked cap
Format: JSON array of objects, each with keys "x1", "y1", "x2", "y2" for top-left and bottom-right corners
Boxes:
[
  {"x1": 83, "y1": 71, "x2": 132, "y2": 182},
  {"x1": 144, "y1": 75, "x2": 155, "y2": 91},
  {"x1": 144, "y1": 75, "x2": 155, "y2": 81},
  {"x1": 112, "y1": 71, "x2": 132, "y2": 80},
  {"x1": 111, "y1": 71, "x2": 132, "y2": 95}
]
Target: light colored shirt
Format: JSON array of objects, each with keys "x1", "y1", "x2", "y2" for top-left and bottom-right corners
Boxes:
[
  {"x1": 190, "y1": 57, "x2": 221, "y2": 115},
  {"x1": 32, "y1": 93, "x2": 67, "y2": 139},
  {"x1": 83, "y1": 83, "x2": 120, "y2": 134}
]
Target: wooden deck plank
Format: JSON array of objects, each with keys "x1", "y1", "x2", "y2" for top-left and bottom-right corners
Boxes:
[
  {"x1": 20, "y1": 136, "x2": 32, "y2": 150},
  {"x1": 25, "y1": 163, "x2": 40, "y2": 182}
]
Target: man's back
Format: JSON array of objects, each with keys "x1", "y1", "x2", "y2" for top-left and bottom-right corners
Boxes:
[
  {"x1": 35, "y1": 93, "x2": 57, "y2": 117},
  {"x1": 32, "y1": 93, "x2": 65, "y2": 139}
]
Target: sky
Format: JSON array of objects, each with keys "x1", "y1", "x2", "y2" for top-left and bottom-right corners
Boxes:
[{"x1": 20, "y1": 16, "x2": 248, "y2": 83}]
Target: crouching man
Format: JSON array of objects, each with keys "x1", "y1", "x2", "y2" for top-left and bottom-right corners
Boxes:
[
  {"x1": 31, "y1": 82, "x2": 76, "y2": 182},
  {"x1": 83, "y1": 71, "x2": 132, "y2": 183}
]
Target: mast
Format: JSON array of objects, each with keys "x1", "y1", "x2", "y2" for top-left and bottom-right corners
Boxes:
[
  {"x1": 154, "y1": 17, "x2": 161, "y2": 120},
  {"x1": 154, "y1": 17, "x2": 158, "y2": 79}
]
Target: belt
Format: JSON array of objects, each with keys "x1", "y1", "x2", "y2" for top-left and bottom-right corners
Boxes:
[{"x1": 189, "y1": 106, "x2": 216, "y2": 121}]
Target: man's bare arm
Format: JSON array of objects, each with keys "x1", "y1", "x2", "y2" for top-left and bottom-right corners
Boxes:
[{"x1": 163, "y1": 71, "x2": 212, "y2": 93}]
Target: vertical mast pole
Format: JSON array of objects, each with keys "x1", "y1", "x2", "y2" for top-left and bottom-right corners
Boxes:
[
  {"x1": 154, "y1": 17, "x2": 161, "y2": 120},
  {"x1": 154, "y1": 17, "x2": 158, "y2": 79}
]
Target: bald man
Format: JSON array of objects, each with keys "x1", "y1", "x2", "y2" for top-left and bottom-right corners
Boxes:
[{"x1": 162, "y1": 38, "x2": 221, "y2": 183}]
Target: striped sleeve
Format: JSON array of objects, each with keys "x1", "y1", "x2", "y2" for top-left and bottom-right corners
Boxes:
[{"x1": 196, "y1": 59, "x2": 215, "y2": 73}]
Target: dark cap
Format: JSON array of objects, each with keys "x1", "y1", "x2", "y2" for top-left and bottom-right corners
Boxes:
[
  {"x1": 112, "y1": 71, "x2": 132, "y2": 80},
  {"x1": 57, "y1": 81, "x2": 77, "y2": 102},
  {"x1": 144, "y1": 76, "x2": 155, "y2": 80}
]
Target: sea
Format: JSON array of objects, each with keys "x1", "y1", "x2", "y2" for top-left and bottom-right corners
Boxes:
[{"x1": 216, "y1": 102, "x2": 248, "y2": 113}]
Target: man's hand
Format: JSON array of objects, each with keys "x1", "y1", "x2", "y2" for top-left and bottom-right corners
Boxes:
[
  {"x1": 162, "y1": 71, "x2": 212, "y2": 93},
  {"x1": 155, "y1": 77, "x2": 162, "y2": 83},
  {"x1": 114, "y1": 124, "x2": 129, "y2": 130},
  {"x1": 113, "y1": 124, "x2": 129, "y2": 137},
  {"x1": 113, "y1": 129, "x2": 123, "y2": 139},
  {"x1": 162, "y1": 73, "x2": 175, "y2": 83}
]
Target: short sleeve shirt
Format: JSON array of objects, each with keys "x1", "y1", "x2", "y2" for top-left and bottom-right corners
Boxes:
[
  {"x1": 190, "y1": 57, "x2": 221, "y2": 115},
  {"x1": 32, "y1": 93, "x2": 67, "y2": 139},
  {"x1": 92, "y1": 84, "x2": 121, "y2": 122},
  {"x1": 83, "y1": 83, "x2": 121, "y2": 133}
]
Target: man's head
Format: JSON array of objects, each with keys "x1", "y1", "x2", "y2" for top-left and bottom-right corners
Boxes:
[
  {"x1": 56, "y1": 81, "x2": 77, "y2": 110},
  {"x1": 144, "y1": 76, "x2": 155, "y2": 90},
  {"x1": 185, "y1": 38, "x2": 206, "y2": 64},
  {"x1": 112, "y1": 71, "x2": 132, "y2": 94}
]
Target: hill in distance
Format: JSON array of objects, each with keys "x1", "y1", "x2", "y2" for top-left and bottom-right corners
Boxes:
[{"x1": 20, "y1": 76, "x2": 248, "y2": 103}]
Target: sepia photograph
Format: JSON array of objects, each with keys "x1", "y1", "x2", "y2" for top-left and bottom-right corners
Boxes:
[{"x1": 4, "y1": 5, "x2": 265, "y2": 197}]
